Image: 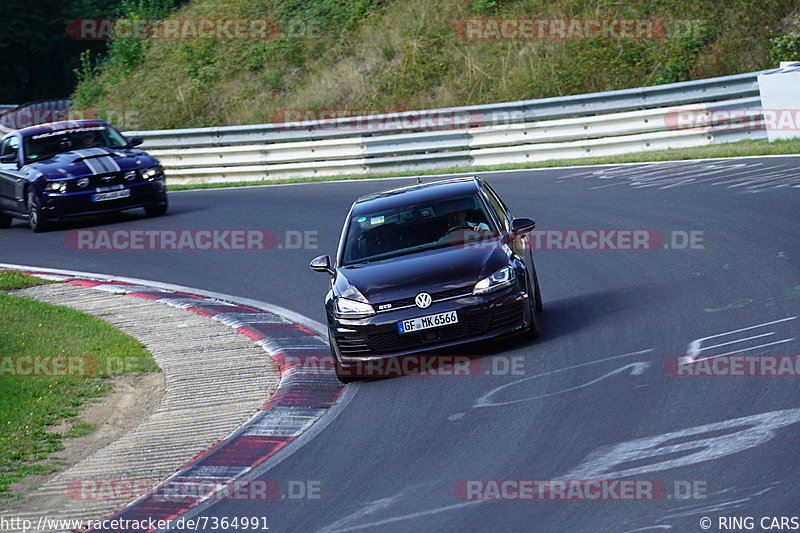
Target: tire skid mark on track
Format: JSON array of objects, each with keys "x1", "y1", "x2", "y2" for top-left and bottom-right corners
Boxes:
[
  {"x1": 16, "y1": 270, "x2": 343, "y2": 533},
  {"x1": 565, "y1": 159, "x2": 800, "y2": 191}
]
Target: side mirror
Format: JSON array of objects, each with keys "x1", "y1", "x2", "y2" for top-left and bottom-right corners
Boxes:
[
  {"x1": 127, "y1": 136, "x2": 144, "y2": 147},
  {"x1": 0, "y1": 154, "x2": 17, "y2": 164},
  {"x1": 310, "y1": 255, "x2": 334, "y2": 275},
  {"x1": 511, "y1": 217, "x2": 536, "y2": 234}
]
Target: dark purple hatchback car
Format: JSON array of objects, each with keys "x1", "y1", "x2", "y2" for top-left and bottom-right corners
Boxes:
[{"x1": 310, "y1": 177, "x2": 543, "y2": 382}]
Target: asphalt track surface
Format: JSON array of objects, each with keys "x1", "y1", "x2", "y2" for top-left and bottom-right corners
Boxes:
[{"x1": 2, "y1": 156, "x2": 799, "y2": 533}]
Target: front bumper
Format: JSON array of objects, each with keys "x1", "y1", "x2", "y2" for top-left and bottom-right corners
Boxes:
[
  {"x1": 39, "y1": 179, "x2": 166, "y2": 222},
  {"x1": 329, "y1": 284, "x2": 531, "y2": 370}
]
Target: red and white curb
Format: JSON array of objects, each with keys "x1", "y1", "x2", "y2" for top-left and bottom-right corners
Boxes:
[{"x1": 4, "y1": 266, "x2": 343, "y2": 533}]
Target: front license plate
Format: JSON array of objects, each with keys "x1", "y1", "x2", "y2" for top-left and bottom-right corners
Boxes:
[
  {"x1": 398, "y1": 311, "x2": 458, "y2": 334},
  {"x1": 93, "y1": 189, "x2": 131, "y2": 202}
]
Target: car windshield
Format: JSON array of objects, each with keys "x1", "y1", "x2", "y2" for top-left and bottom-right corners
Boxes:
[
  {"x1": 22, "y1": 125, "x2": 128, "y2": 163},
  {"x1": 342, "y1": 193, "x2": 498, "y2": 265}
]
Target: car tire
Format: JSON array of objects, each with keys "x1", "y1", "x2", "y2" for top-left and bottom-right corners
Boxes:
[
  {"x1": 524, "y1": 273, "x2": 540, "y2": 338},
  {"x1": 526, "y1": 264, "x2": 540, "y2": 339},
  {"x1": 533, "y1": 268, "x2": 543, "y2": 313},
  {"x1": 527, "y1": 294, "x2": 540, "y2": 338},
  {"x1": 27, "y1": 191, "x2": 48, "y2": 233},
  {"x1": 145, "y1": 197, "x2": 168, "y2": 217},
  {"x1": 528, "y1": 251, "x2": 543, "y2": 312},
  {"x1": 0, "y1": 212, "x2": 12, "y2": 229}
]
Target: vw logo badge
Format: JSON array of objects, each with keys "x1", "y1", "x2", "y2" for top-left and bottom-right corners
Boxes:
[{"x1": 415, "y1": 292, "x2": 432, "y2": 309}]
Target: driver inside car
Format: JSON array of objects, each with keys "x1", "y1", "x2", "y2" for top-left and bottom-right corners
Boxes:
[
  {"x1": 446, "y1": 208, "x2": 490, "y2": 232},
  {"x1": 438, "y1": 208, "x2": 491, "y2": 245},
  {"x1": 74, "y1": 131, "x2": 97, "y2": 149}
]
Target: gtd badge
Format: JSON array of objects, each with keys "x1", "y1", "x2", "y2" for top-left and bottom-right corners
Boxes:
[{"x1": 415, "y1": 292, "x2": 432, "y2": 309}]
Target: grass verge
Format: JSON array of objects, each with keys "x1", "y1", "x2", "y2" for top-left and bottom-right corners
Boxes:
[
  {"x1": 74, "y1": 0, "x2": 800, "y2": 131},
  {"x1": 165, "y1": 137, "x2": 800, "y2": 191},
  {"x1": 0, "y1": 271, "x2": 159, "y2": 500}
]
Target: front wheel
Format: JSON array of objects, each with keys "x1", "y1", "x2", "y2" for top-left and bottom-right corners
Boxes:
[
  {"x1": 27, "y1": 191, "x2": 48, "y2": 233},
  {"x1": 528, "y1": 251, "x2": 543, "y2": 312},
  {"x1": 525, "y1": 276, "x2": 540, "y2": 338},
  {"x1": 145, "y1": 197, "x2": 168, "y2": 216},
  {"x1": 0, "y1": 212, "x2": 12, "y2": 229}
]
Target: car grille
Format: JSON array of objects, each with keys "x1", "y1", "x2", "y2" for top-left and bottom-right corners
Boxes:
[
  {"x1": 66, "y1": 172, "x2": 129, "y2": 192},
  {"x1": 376, "y1": 286, "x2": 473, "y2": 310}
]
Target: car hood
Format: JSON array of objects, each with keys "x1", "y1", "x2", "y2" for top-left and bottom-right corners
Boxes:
[
  {"x1": 24, "y1": 147, "x2": 155, "y2": 178},
  {"x1": 335, "y1": 238, "x2": 511, "y2": 303}
]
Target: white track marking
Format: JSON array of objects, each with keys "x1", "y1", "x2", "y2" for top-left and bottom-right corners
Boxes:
[
  {"x1": 700, "y1": 332, "x2": 775, "y2": 353},
  {"x1": 319, "y1": 494, "x2": 404, "y2": 532},
  {"x1": 711, "y1": 338, "x2": 795, "y2": 357},
  {"x1": 565, "y1": 408, "x2": 800, "y2": 479},
  {"x1": 660, "y1": 483, "x2": 779, "y2": 521},
  {"x1": 659, "y1": 497, "x2": 751, "y2": 520},
  {"x1": 474, "y1": 349, "x2": 652, "y2": 408},
  {"x1": 324, "y1": 409, "x2": 798, "y2": 532},
  {"x1": 325, "y1": 500, "x2": 481, "y2": 532},
  {"x1": 476, "y1": 362, "x2": 651, "y2": 408},
  {"x1": 685, "y1": 316, "x2": 797, "y2": 359}
]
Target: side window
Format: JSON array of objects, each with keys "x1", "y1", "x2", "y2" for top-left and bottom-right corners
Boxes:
[
  {"x1": 482, "y1": 183, "x2": 510, "y2": 230},
  {"x1": 1, "y1": 137, "x2": 19, "y2": 159}
]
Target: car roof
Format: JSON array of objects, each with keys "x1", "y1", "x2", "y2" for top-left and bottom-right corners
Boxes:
[
  {"x1": 352, "y1": 177, "x2": 483, "y2": 215},
  {"x1": 15, "y1": 119, "x2": 111, "y2": 137}
]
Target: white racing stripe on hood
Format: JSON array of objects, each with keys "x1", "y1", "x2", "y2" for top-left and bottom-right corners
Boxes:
[{"x1": 73, "y1": 147, "x2": 121, "y2": 175}]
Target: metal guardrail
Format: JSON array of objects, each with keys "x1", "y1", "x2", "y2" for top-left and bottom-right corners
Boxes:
[{"x1": 123, "y1": 68, "x2": 790, "y2": 184}]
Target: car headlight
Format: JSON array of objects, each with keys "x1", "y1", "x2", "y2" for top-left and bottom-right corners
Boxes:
[
  {"x1": 142, "y1": 166, "x2": 163, "y2": 181},
  {"x1": 45, "y1": 181, "x2": 67, "y2": 193},
  {"x1": 124, "y1": 170, "x2": 137, "y2": 181},
  {"x1": 76, "y1": 177, "x2": 90, "y2": 188},
  {"x1": 335, "y1": 297, "x2": 376, "y2": 317},
  {"x1": 335, "y1": 283, "x2": 375, "y2": 317},
  {"x1": 473, "y1": 265, "x2": 515, "y2": 294}
]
